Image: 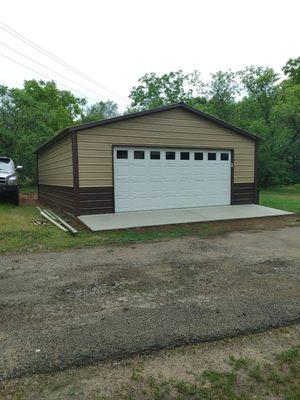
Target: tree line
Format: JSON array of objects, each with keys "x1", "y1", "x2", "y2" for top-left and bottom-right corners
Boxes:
[{"x1": 0, "y1": 57, "x2": 299, "y2": 186}]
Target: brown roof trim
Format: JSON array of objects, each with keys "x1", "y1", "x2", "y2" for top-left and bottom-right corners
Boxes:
[{"x1": 35, "y1": 102, "x2": 261, "y2": 153}]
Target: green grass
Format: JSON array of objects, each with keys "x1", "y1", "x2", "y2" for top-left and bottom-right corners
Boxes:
[
  {"x1": 0, "y1": 183, "x2": 298, "y2": 254},
  {"x1": 19, "y1": 184, "x2": 37, "y2": 194},
  {"x1": 124, "y1": 346, "x2": 300, "y2": 399},
  {"x1": 260, "y1": 184, "x2": 300, "y2": 213},
  {"x1": 0, "y1": 203, "x2": 217, "y2": 254}
]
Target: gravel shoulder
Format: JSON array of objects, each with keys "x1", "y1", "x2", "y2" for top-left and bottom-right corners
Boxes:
[
  {"x1": 1, "y1": 324, "x2": 299, "y2": 399},
  {"x1": 0, "y1": 224, "x2": 299, "y2": 379}
]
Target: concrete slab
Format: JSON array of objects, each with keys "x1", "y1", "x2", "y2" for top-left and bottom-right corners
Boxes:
[{"x1": 78, "y1": 205, "x2": 293, "y2": 232}]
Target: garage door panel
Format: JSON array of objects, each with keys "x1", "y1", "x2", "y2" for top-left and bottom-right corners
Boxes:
[{"x1": 114, "y1": 147, "x2": 231, "y2": 212}]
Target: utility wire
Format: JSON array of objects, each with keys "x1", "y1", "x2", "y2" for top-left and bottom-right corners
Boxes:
[
  {"x1": 0, "y1": 40, "x2": 110, "y2": 100},
  {"x1": 0, "y1": 50, "x2": 99, "y2": 102},
  {"x1": 0, "y1": 19, "x2": 127, "y2": 103}
]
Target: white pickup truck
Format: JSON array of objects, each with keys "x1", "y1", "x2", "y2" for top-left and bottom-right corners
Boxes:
[{"x1": 0, "y1": 157, "x2": 23, "y2": 205}]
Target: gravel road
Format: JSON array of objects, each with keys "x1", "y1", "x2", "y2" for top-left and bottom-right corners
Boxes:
[{"x1": 0, "y1": 224, "x2": 299, "y2": 378}]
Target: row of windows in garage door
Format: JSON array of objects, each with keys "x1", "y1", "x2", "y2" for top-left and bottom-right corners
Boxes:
[{"x1": 116, "y1": 150, "x2": 230, "y2": 161}]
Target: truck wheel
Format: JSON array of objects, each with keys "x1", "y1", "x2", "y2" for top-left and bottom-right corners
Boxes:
[{"x1": 10, "y1": 191, "x2": 19, "y2": 206}]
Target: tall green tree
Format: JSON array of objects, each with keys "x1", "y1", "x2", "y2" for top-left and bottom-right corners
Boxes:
[
  {"x1": 81, "y1": 100, "x2": 119, "y2": 123},
  {"x1": 204, "y1": 71, "x2": 239, "y2": 121},
  {"x1": 282, "y1": 57, "x2": 300, "y2": 84},
  {"x1": 128, "y1": 70, "x2": 205, "y2": 111},
  {"x1": 0, "y1": 80, "x2": 86, "y2": 181},
  {"x1": 238, "y1": 66, "x2": 280, "y2": 129},
  {"x1": 271, "y1": 58, "x2": 300, "y2": 181}
]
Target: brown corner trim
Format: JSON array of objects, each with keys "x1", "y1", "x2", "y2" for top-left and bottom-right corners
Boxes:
[
  {"x1": 72, "y1": 131, "x2": 80, "y2": 216},
  {"x1": 111, "y1": 146, "x2": 115, "y2": 213},
  {"x1": 230, "y1": 149, "x2": 234, "y2": 205},
  {"x1": 36, "y1": 153, "x2": 40, "y2": 200},
  {"x1": 254, "y1": 142, "x2": 259, "y2": 204}
]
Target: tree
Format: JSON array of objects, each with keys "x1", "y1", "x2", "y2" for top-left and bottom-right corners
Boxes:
[
  {"x1": 81, "y1": 100, "x2": 119, "y2": 123},
  {"x1": 128, "y1": 70, "x2": 205, "y2": 111},
  {"x1": 239, "y1": 66, "x2": 280, "y2": 128},
  {"x1": 267, "y1": 60, "x2": 300, "y2": 182},
  {"x1": 282, "y1": 57, "x2": 300, "y2": 84},
  {"x1": 0, "y1": 80, "x2": 86, "y2": 182},
  {"x1": 204, "y1": 71, "x2": 239, "y2": 121}
]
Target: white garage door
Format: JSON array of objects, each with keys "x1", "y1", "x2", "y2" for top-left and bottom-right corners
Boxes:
[{"x1": 114, "y1": 147, "x2": 231, "y2": 212}]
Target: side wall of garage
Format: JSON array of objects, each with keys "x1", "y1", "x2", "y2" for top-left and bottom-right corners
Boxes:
[
  {"x1": 37, "y1": 134, "x2": 76, "y2": 214},
  {"x1": 76, "y1": 108, "x2": 257, "y2": 215}
]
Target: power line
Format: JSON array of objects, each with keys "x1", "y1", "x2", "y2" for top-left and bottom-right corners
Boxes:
[
  {"x1": 0, "y1": 40, "x2": 111, "y2": 101},
  {"x1": 0, "y1": 19, "x2": 127, "y2": 103},
  {"x1": 0, "y1": 50, "x2": 99, "y2": 102},
  {"x1": 0, "y1": 19, "x2": 124, "y2": 101}
]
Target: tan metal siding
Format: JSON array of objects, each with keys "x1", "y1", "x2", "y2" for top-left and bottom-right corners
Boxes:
[
  {"x1": 38, "y1": 135, "x2": 73, "y2": 186},
  {"x1": 77, "y1": 108, "x2": 255, "y2": 187}
]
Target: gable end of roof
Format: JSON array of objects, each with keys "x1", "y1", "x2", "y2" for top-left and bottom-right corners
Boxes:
[{"x1": 36, "y1": 102, "x2": 261, "y2": 153}]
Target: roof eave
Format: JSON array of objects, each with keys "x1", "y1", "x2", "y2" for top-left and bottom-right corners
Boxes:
[{"x1": 35, "y1": 127, "x2": 71, "y2": 154}]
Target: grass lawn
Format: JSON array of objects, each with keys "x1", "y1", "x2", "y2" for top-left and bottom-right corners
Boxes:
[
  {"x1": 19, "y1": 184, "x2": 38, "y2": 194},
  {"x1": 0, "y1": 202, "x2": 218, "y2": 254},
  {"x1": 260, "y1": 184, "x2": 300, "y2": 213},
  {"x1": 0, "y1": 184, "x2": 298, "y2": 254}
]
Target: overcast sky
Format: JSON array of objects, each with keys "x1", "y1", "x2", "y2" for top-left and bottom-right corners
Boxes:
[{"x1": 1, "y1": 0, "x2": 299, "y2": 110}]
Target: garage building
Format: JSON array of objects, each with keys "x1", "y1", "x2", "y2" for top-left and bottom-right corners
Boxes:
[{"x1": 36, "y1": 103, "x2": 260, "y2": 216}]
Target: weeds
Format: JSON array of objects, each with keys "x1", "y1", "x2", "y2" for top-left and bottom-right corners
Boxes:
[
  {"x1": 124, "y1": 347, "x2": 299, "y2": 399},
  {"x1": 0, "y1": 345, "x2": 299, "y2": 399}
]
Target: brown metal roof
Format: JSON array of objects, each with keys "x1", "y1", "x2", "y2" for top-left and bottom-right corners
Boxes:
[{"x1": 36, "y1": 102, "x2": 261, "y2": 153}]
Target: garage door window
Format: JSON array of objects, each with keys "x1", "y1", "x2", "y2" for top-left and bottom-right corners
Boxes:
[
  {"x1": 134, "y1": 150, "x2": 145, "y2": 159},
  {"x1": 165, "y1": 151, "x2": 175, "y2": 160},
  {"x1": 180, "y1": 152, "x2": 190, "y2": 160},
  {"x1": 208, "y1": 152, "x2": 216, "y2": 160},
  {"x1": 150, "y1": 151, "x2": 160, "y2": 160},
  {"x1": 194, "y1": 152, "x2": 203, "y2": 160},
  {"x1": 221, "y1": 153, "x2": 229, "y2": 161},
  {"x1": 117, "y1": 150, "x2": 128, "y2": 159}
]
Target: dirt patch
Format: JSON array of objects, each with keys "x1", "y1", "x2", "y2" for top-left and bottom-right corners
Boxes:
[
  {"x1": 0, "y1": 225, "x2": 299, "y2": 379},
  {"x1": 130, "y1": 214, "x2": 299, "y2": 236},
  {"x1": 19, "y1": 192, "x2": 38, "y2": 206},
  {"x1": 0, "y1": 324, "x2": 299, "y2": 399}
]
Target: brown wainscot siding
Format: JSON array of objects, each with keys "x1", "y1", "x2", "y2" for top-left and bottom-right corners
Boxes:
[
  {"x1": 78, "y1": 187, "x2": 114, "y2": 215},
  {"x1": 232, "y1": 183, "x2": 256, "y2": 204},
  {"x1": 38, "y1": 184, "x2": 75, "y2": 214}
]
